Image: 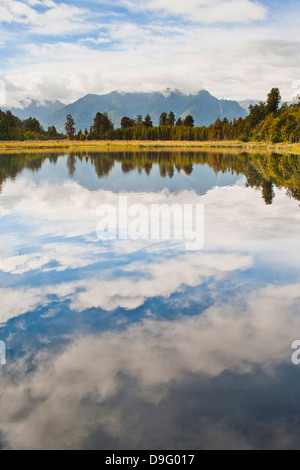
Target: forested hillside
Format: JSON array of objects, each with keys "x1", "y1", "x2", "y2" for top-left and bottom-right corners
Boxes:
[{"x1": 0, "y1": 110, "x2": 63, "y2": 141}]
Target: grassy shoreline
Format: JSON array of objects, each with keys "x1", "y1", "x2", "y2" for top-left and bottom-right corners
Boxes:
[{"x1": 0, "y1": 139, "x2": 299, "y2": 155}]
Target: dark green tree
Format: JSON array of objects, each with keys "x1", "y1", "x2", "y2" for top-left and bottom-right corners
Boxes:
[
  {"x1": 159, "y1": 112, "x2": 167, "y2": 126},
  {"x1": 47, "y1": 126, "x2": 58, "y2": 138},
  {"x1": 92, "y1": 112, "x2": 104, "y2": 138},
  {"x1": 266, "y1": 87, "x2": 281, "y2": 114},
  {"x1": 183, "y1": 115, "x2": 194, "y2": 127},
  {"x1": 121, "y1": 116, "x2": 136, "y2": 129},
  {"x1": 92, "y1": 112, "x2": 114, "y2": 139},
  {"x1": 136, "y1": 115, "x2": 143, "y2": 126},
  {"x1": 65, "y1": 114, "x2": 76, "y2": 139},
  {"x1": 24, "y1": 117, "x2": 42, "y2": 133},
  {"x1": 175, "y1": 117, "x2": 182, "y2": 126},
  {"x1": 102, "y1": 112, "x2": 114, "y2": 136},
  {"x1": 143, "y1": 114, "x2": 153, "y2": 128},
  {"x1": 167, "y1": 111, "x2": 175, "y2": 126},
  {"x1": 209, "y1": 117, "x2": 223, "y2": 140},
  {"x1": 247, "y1": 101, "x2": 267, "y2": 128}
]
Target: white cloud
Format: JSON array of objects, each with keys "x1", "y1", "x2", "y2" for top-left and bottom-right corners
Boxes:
[
  {"x1": 122, "y1": 0, "x2": 267, "y2": 23},
  {"x1": 0, "y1": 1, "x2": 299, "y2": 103},
  {"x1": 0, "y1": 0, "x2": 95, "y2": 36},
  {"x1": 1, "y1": 175, "x2": 300, "y2": 246},
  {"x1": 3, "y1": 16, "x2": 300, "y2": 105},
  {"x1": 1, "y1": 175, "x2": 300, "y2": 277},
  {"x1": 0, "y1": 174, "x2": 299, "y2": 321},
  {"x1": 0, "y1": 242, "x2": 106, "y2": 275},
  {"x1": 0, "y1": 248, "x2": 251, "y2": 324},
  {"x1": 70, "y1": 252, "x2": 252, "y2": 312},
  {"x1": 0, "y1": 287, "x2": 43, "y2": 324},
  {"x1": 1, "y1": 280, "x2": 300, "y2": 449},
  {"x1": 0, "y1": 281, "x2": 82, "y2": 325}
]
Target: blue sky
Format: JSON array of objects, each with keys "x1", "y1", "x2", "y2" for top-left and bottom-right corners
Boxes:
[{"x1": 0, "y1": 0, "x2": 299, "y2": 106}]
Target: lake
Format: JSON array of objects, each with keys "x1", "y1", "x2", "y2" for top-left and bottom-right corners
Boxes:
[{"x1": 0, "y1": 149, "x2": 300, "y2": 450}]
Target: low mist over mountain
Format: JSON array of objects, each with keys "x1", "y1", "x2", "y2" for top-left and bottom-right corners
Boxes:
[
  {"x1": 44, "y1": 89, "x2": 247, "y2": 132},
  {"x1": 238, "y1": 99, "x2": 259, "y2": 113},
  {"x1": 5, "y1": 99, "x2": 64, "y2": 126}
]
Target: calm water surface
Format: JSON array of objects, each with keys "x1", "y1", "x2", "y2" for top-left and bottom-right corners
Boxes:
[{"x1": 0, "y1": 150, "x2": 300, "y2": 450}]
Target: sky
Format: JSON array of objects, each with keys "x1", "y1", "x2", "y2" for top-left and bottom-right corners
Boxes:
[{"x1": 0, "y1": 0, "x2": 299, "y2": 107}]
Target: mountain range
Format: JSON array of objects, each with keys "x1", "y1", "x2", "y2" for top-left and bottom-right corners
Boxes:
[
  {"x1": 5, "y1": 89, "x2": 248, "y2": 132},
  {"x1": 5, "y1": 99, "x2": 64, "y2": 125}
]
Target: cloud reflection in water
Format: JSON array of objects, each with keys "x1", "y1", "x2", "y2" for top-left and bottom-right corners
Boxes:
[{"x1": 0, "y1": 153, "x2": 300, "y2": 449}]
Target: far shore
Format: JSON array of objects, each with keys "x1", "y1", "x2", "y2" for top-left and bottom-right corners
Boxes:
[{"x1": 0, "y1": 140, "x2": 299, "y2": 155}]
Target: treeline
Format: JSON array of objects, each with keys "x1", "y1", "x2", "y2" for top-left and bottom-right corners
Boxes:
[
  {"x1": 0, "y1": 110, "x2": 64, "y2": 141},
  {"x1": 70, "y1": 88, "x2": 299, "y2": 143},
  {"x1": 73, "y1": 111, "x2": 206, "y2": 141}
]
